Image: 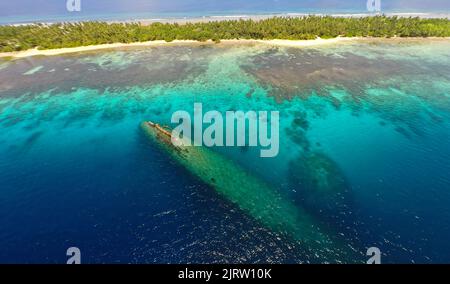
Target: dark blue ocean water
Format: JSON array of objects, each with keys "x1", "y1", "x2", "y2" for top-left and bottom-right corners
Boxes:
[{"x1": 0, "y1": 41, "x2": 449, "y2": 263}]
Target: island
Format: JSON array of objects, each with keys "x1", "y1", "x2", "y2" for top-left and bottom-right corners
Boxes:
[{"x1": 0, "y1": 16, "x2": 449, "y2": 57}]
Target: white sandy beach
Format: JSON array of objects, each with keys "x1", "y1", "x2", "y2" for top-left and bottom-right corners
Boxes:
[
  {"x1": 1, "y1": 37, "x2": 449, "y2": 59},
  {"x1": 5, "y1": 12, "x2": 448, "y2": 27},
  {"x1": 0, "y1": 37, "x2": 360, "y2": 59},
  {"x1": 255, "y1": 37, "x2": 358, "y2": 47},
  {"x1": 0, "y1": 40, "x2": 198, "y2": 58}
]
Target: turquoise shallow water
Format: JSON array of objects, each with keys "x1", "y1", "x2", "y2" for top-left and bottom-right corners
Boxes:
[{"x1": 0, "y1": 39, "x2": 449, "y2": 263}]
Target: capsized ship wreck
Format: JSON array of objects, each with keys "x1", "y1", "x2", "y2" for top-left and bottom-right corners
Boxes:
[{"x1": 141, "y1": 121, "x2": 362, "y2": 262}]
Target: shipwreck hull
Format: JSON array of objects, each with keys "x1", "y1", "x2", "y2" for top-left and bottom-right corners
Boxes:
[{"x1": 141, "y1": 121, "x2": 361, "y2": 262}]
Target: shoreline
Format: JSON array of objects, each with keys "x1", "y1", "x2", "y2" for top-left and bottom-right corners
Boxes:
[
  {"x1": 0, "y1": 38, "x2": 357, "y2": 59},
  {"x1": 3, "y1": 12, "x2": 450, "y2": 26},
  {"x1": 1, "y1": 37, "x2": 449, "y2": 59},
  {"x1": 136, "y1": 12, "x2": 450, "y2": 25}
]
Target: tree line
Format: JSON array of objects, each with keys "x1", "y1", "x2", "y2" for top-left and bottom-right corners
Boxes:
[{"x1": 0, "y1": 16, "x2": 449, "y2": 52}]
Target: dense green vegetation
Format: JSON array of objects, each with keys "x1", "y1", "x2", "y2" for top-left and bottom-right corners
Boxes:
[{"x1": 1, "y1": 16, "x2": 449, "y2": 52}]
